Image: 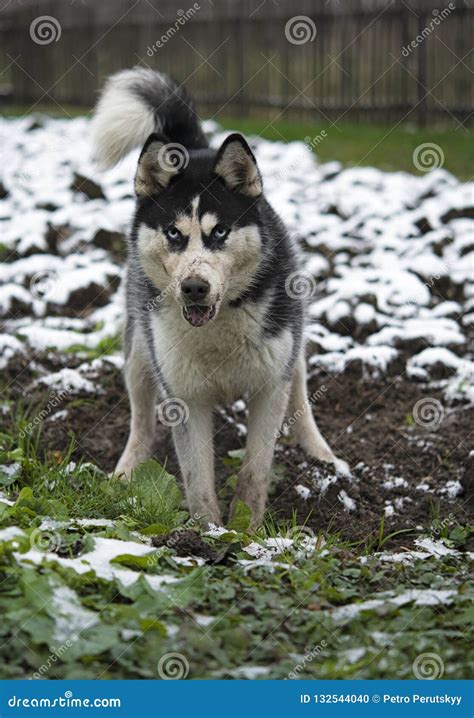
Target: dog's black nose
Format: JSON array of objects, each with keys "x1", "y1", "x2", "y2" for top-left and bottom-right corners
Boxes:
[{"x1": 181, "y1": 276, "x2": 210, "y2": 303}]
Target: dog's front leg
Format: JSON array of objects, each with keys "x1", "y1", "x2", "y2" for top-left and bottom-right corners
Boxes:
[
  {"x1": 230, "y1": 382, "x2": 290, "y2": 528},
  {"x1": 115, "y1": 328, "x2": 157, "y2": 479},
  {"x1": 172, "y1": 402, "x2": 222, "y2": 527}
]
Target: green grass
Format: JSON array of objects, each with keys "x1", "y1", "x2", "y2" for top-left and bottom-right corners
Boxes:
[
  {"x1": 219, "y1": 118, "x2": 473, "y2": 180},
  {"x1": 2, "y1": 104, "x2": 471, "y2": 179},
  {"x1": 0, "y1": 424, "x2": 473, "y2": 680}
]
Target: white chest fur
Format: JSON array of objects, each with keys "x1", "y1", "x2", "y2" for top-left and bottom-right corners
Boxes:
[{"x1": 150, "y1": 301, "x2": 293, "y2": 403}]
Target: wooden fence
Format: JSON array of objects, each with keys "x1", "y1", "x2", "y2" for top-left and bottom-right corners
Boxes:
[{"x1": 0, "y1": 0, "x2": 472, "y2": 126}]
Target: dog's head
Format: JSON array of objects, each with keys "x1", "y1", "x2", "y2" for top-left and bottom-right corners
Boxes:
[{"x1": 134, "y1": 133, "x2": 264, "y2": 327}]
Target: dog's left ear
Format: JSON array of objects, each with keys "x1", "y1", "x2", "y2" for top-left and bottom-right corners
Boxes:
[
  {"x1": 134, "y1": 133, "x2": 181, "y2": 197},
  {"x1": 214, "y1": 134, "x2": 262, "y2": 197}
]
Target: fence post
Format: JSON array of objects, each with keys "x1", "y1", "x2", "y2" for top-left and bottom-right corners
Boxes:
[{"x1": 416, "y1": 13, "x2": 428, "y2": 129}]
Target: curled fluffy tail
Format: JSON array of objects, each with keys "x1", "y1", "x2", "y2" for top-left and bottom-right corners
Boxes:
[{"x1": 92, "y1": 67, "x2": 207, "y2": 170}]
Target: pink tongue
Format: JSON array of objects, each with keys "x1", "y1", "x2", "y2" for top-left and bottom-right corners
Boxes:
[{"x1": 187, "y1": 306, "x2": 210, "y2": 326}]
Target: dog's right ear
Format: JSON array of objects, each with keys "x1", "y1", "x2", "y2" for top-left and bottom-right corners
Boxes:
[
  {"x1": 214, "y1": 134, "x2": 262, "y2": 197},
  {"x1": 134, "y1": 133, "x2": 181, "y2": 197}
]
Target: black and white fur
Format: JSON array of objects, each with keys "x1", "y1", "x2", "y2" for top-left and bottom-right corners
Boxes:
[{"x1": 93, "y1": 67, "x2": 348, "y2": 527}]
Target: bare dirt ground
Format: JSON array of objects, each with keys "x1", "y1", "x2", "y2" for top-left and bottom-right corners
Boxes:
[{"x1": 5, "y1": 348, "x2": 470, "y2": 548}]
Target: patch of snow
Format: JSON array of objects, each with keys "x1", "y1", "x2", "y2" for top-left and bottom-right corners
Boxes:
[
  {"x1": 204, "y1": 524, "x2": 236, "y2": 538},
  {"x1": 295, "y1": 484, "x2": 311, "y2": 500},
  {"x1": 51, "y1": 584, "x2": 98, "y2": 643},
  {"x1": 382, "y1": 477, "x2": 409, "y2": 490},
  {"x1": 344, "y1": 647, "x2": 366, "y2": 664},
  {"x1": 0, "y1": 526, "x2": 24, "y2": 540},
  {"x1": 15, "y1": 536, "x2": 178, "y2": 591},
  {"x1": 38, "y1": 367, "x2": 97, "y2": 395},
  {"x1": 194, "y1": 614, "x2": 216, "y2": 628},
  {"x1": 338, "y1": 490, "x2": 356, "y2": 512},
  {"x1": 331, "y1": 588, "x2": 457, "y2": 621},
  {"x1": 414, "y1": 538, "x2": 459, "y2": 557},
  {"x1": 0, "y1": 334, "x2": 25, "y2": 370}
]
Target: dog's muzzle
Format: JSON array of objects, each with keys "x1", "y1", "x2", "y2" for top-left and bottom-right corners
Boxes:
[
  {"x1": 182, "y1": 304, "x2": 217, "y2": 327},
  {"x1": 181, "y1": 276, "x2": 217, "y2": 327}
]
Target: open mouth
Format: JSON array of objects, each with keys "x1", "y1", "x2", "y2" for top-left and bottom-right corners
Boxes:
[{"x1": 182, "y1": 304, "x2": 216, "y2": 327}]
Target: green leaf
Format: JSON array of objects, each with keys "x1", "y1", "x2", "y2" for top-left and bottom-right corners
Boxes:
[
  {"x1": 138, "y1": 618, "x2": 167, "y2": 635},
  {"x1": 110, "y1": 553, "x2": 157, "y2": 571},
  {"x1": 127, "y1": 460, "x2": 184, "y2": 529},
  {"x1": 140, "y1": 523, "x2": 169, "y2": 536},
  {"x1": 227, "y1": 500, "x2": 251, "y2": 532},
  {"x1": 227, "y1": 449, "x2": 246, "y2": 461}
]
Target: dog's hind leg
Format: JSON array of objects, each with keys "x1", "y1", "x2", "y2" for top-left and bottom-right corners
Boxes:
[
  {"x1": 115, "y1": 326, "x2": 157, "y2": 478},
  {"x1": 172, "y1": 402, "x2": 222, "y2": 527},
  {"x1": 230, "y1": 382, "x2": 290, "y2": 528},
  {"x1": 288, "y1": 353, "x2": 350, "y2": 475}
]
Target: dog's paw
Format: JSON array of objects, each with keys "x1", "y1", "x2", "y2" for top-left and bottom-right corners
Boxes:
[
  {"x1": 333, "y1": 457, "x2": 351, "y2": 478},
  {"x1": 111, "y1": 460, "x2": 134, "y2": 481}
]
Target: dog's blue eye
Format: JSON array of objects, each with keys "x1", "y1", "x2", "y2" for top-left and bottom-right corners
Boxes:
[
  {"x1": 213, "y1": 226, "x2": 228, "y2": 240},
  {"x1": 166, "y1": 227, "x2": 181, "y2": 241}
]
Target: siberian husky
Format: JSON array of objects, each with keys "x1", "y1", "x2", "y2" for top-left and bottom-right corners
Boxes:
[{"x1": 92, "y1": 68, "x2": 348, "y2": 527}]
